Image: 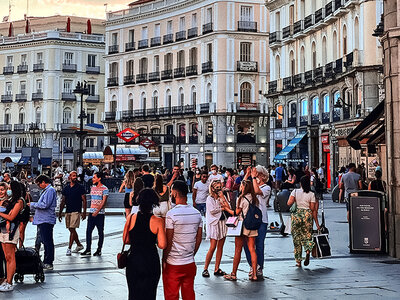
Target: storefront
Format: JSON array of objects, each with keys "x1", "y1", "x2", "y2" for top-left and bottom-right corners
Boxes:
[
  {"x1": 103, "y1": 145, "x2": 150, "y2": 168},
  {"x1": 273, "y1": 132, "x2": 308, "y2": 166}
]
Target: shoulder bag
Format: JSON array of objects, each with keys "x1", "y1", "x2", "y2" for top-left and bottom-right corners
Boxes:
[{"x1": 117, "y1": 214, "x2": 133, "y2": 269}]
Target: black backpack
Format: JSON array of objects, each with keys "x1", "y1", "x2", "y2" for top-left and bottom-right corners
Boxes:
[{"x1": 243, "y1": 196, "x2": 262, "y2": 230}]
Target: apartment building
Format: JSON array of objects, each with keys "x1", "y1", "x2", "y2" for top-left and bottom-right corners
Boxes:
[
  {"x1": 266, "y1": 0, "x2": 383, "y2": 188},
  {"x1": 104, "y1": 0, "x2": 268, "y2": 169},
  {"x1": 0, "y1": 16, "x2": 105, "y2": 171}
]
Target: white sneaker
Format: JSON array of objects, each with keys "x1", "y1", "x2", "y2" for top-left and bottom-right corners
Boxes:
[
  {"x1": 72, "y1": 245, "x2": 84, "y2": 253},
  {"x1": 66, "y1": 248, "x2": 72, "y2": 256},
  {"x1": 0, "y1": 282, "x2": 14, "y2": 292}
]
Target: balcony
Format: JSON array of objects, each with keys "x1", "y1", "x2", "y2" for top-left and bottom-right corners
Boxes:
[
  {"x1": 322, "y1": 112, "x2": 330, "y2": 124},
  {"x1": 32, "y1": 92, "x2": 43, "y2": 101},
  {"x1": 314, "y1": 66, "x2": 324, "y2": 83},
  {"x1": 177, "y1": 136, "x2": 186, "y2": 144},
  {"x1": 282, "y1": 25, "x2": 294, "y2": 40},
  {"x1": 275, "y1": 119, "x2": 282, "y2": 129},
  {"x1": 186, "y1": 65, "x2": 198, "y2": 76},
  {"x1": 149, "y1": 72, "x2": 160, "y2": 82},
  {"x1": 300, "y1": 116, "x2": 308, "y2": 126},
  {"x1": 200, "y1": 103, "x2": 210, "y2": 114},
  {"x1": 238, "y1": 21, "x2": 257, "y2": 32},
  {"x1": 311, "y1": 114, "x2": 319, "y2": 125},
  {"x1": 107, "y1": 77, "x2": 119, "y2": 87},
  {"x1": 325, "y1": 2, "x2": 337, "y2": 23},
  {"x1": 334, "y1": 0, "x2": 348, "y2": 17},
  {"x1": 304, "y1": 14, "x2": 315, "y2": 32},
  {"x1": 1, "y1": 94, "x2": 13, "y2": 103},
  {"x1": 314, "y1": 8, "x2": 326, "y2": 28},
  {"x1": 288, "y1": 117, "x2": 297, "y2": 127},
  {"x1": 268, "y1": 80, "x2": 277, "y2": 94},
  {"x1": 172, "y1": 106, "x2": 183, "y2": 115},
  {"x1": 136, "y1": 73, "x2": 148, "y2": 84},
  {"x1": 333, "y1": 108, "x2": 341, "y2": 122},
  {"x1": 202, "y1": 61, "x2": 213, "y2": 74},
  {"x1": 121, "y1": 110, "x2": 134, "y2": 121},
  {"x1": 108, "y1": 45, "x2": 119, "y2": 54},
  {"x1": 14, "y1": 124, "x2": 25, "y2": 132},
  {"x1": 202, "y1": 22, "x2": 213, "y2": 34},
  {"x1": 104, "y1": 112, "x2": 116, "y2": 121},
  {"x1": 334, "y1": 58, "x2": 343, "y2": 74},
  {"x1": 325, "y1": 62, "x2": 334, "y2": 79},
  {"x1": 304, "y1": 70, "x2": 313, "y2": 86},
  {"x1": 138, "y1": 39, "x2": 148, "y2": 49},
  {"x1": 184, "y1": 104, "x2": 196, "y2": 114},
  {"x1": 283, "y1": 77, "x2": 292, "y2": 91},
  {"x1": 189, "y1": 136, "x2": 198, "y2": 144},
  {"x1": 343, "y1": 107, "x2": 351, "y2": 120},
  {"x1": 174, "y1": 67, "x2": 185, "y2": 78},
  {"x1": 293, "y1": 20, "x2": 305, "y2": 37},
  {"x1": 0, "y1": 124, "x2": 12, "y2": 131},
  {"x1": 86, "y1": 65, "x2": 100, "y2": 74},
  {"x1": 269, "y1": 31, "x2": 282, "y2": 48},
  {"x1": 62, "y1": 63, "x2": 77, "y2": 72},
  {"x1": 134, "y1": 109, "x2": 145, "y2": 117},
  {"x1": 293, "y1": 73, "x2": 304, "y2": 88},
  {"x1": 344, "y1": 52, "x2": 354, "y2": 69},
  {"x1": 150, "y1": 37, "x2": 161, "y2": 47},
  {"x1": 124, "y1": 75, "x2": 135, "y2": 85},
  {"x1": 146, "y1": 108, "x2": 158, "y2": 117},
  {"x1": 237, "y1": 102, "x2": 260, "y2": 112},
  {"x1": 159, "y1": 107, "x2": 172, "y2": 116},
  {"x1": 344, "y1": 0, "x2": 358, "y2": 8},
  {"x1": 175, "y1": 31, "x2": 186, "y2": 41},
  {"x1": 161, "y1": 69, "x2": 173, "y2": 80},
  {"x1": 237, "y1": 61, "x2": 258, "y2": 72},
  {"x1": 62, "y1": 92, "x2": 76, "y2": 101},
  {"x1": 17, "y1": 64, "x2": 28, "y2": 73},
  {"x1": 86, "y1": 95, "x2": 100, "y2": 103},
  {"x1": 125, "y1": 42, "x2": 135, "y2": 52},
  {"x1": 163, "y1": 34, "x2": 173, "y2": 44},
  {"x1": 188, "y1": 27, "x2": 198, "y2": 38},
  {"x1": 33, "y1": 63, "x2": 44, "y2": 72},
  {"x1": 3, "y1": 66, "x2": 14, "y2": 75},
  {"x1": 15, "y1": 93, "x2": 27, "y2": 102}
]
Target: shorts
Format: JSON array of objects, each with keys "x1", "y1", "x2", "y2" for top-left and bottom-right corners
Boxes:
[
  {"x1": 124, "y1": 193, "x2": 132, "y2": 209},
  {"x1": 153, "y1": 201, "x2": 169, "y2": 218},
  {"x1": 0, "y1": 227, "x2": 19, "y2": 244},
  {"x1": 65, "y1": 212, "x2": 81, "y2": 229}
]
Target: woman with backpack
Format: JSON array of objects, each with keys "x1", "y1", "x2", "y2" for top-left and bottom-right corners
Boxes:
[
  {"x1": 311, "y1": 168, "x2": 323, "y2": 202},
  {"x1": 287, "y1": 176, "x2": 320, "y2": 268},
  {"x1": 0, "y1": 181, "x2": 24, "y2": 292},
  {"x1": 224, "y1": 179, "x2": 258, "y2": 281}
]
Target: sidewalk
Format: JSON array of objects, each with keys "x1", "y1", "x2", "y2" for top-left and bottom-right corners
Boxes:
[{"x1": 7, "y1": 194, "x2": 400, "y2": 299}]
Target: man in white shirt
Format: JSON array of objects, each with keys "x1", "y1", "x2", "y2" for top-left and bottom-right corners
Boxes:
[
  {"x1": 207, "y1": 164, "x2": 224, "y2": 184},
  {"x1": 192, "y1": 171, "x2": 209, "y2": 215},
  {"x1": 163, "y1": 180, "x2": 202, "y2": 300},
  {"x1": 317, "y1": 163, "x2": 325, "y2": 184}
]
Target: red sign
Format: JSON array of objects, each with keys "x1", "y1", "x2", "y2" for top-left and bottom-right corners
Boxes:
[
  {"x1": 323, "y1": 144, "x2": 330, "y2": 152},
  {"x1": 321, "y1": 135, "x2": 329, "y2": 144},
  {"x1": 140, "y1": 138, "x2": 156, "y2": 149},
  {"x1": 117, "y1": 128, "x2": 139, "y2": 143},
  {"x1": 116, "y1": 154, "x2": 136, "y2": 162}
]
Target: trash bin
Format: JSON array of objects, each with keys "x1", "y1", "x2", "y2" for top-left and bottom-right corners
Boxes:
[{"x1": 349, "y1": 190, "x2": 387, "y2": 254}]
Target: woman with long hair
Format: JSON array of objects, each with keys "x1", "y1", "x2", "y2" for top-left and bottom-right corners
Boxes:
[
  {"x1": 0, "y1": 181, "x2": 24, "y2": 292},
  {"x1": 224, "y1": 168, "x2": 235, "y2": 203},
  {"x1": 224, "y1": 180, "x2": 258, "y2": 281},
  {"x1": 119, "y1": 170, "x2": 135, "y2": 216},
  {"x1": 152, "y1": 174, "x2": 170, "y2": 220},
  {"x1": 202, "y1": 180, "x2": 229, "y2": 278},
  {"x1": 130, "y1": 177, "x2": 144, "y2": 215},
  {"x1": 123, "y1": 188, "x2": 166, "y2": 300},
  {"x1": 287, "y1": 176, "x2": 320, "y2": 267},
  {"x1": 18, "y1": 182, "x2": 31, "y2": 248}
]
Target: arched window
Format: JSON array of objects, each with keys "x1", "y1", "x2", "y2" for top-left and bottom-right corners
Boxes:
[
  {"x1": 63, "y1": 108, "x2": 72, "y2": 123},
  {"x1": 290, "y1": 102, "x2": 297, "y2": 116},
  {"x1": 35, "y1": 107, "x2": 41, "y2": 124},
  {"x1": 177, "y1": 50, "x2": 185, "y2": 68},
  {"x1": 165, "y1": 89, "x2": 172, "y2": 108},
  {"x1": 300, "y1": 0, "x2": 305, "y2": 19},
  {"x1": 110, "y1": 62, "x2": 118, "y2": 78},
  {"x1": 153, "y1": 55, "x2": 159, "y2": 72},
  {"x1": 275, "y1": 12, "x2": 280, "y2": 31},
  {"x1": 289, "y1": 5, "x2": 294, "y2": 26},
  {"x1": 139, "y1": 57, "x2": 147, "y2": 74},
  {"x1": 207, "y1": 83, "x2": 212, "y2": 102},
  {"x1": 301, "y1": 99, "x2": 308, "y2": 116},
  {"x1": 152, "y1": 91, "x2": 158, "y2": 108},
  {"x1": 128, "y1": 93, "x2": 134, "y2": 111},
  {"x1": 151, "y1": 127, "x2": 161, "y2": 143},
  {"x1": 126, "y1": 60, "x2": 134, "y2": 76},
  {"x1": 334, "y1": 91, "x2": 341, "y2": 103},
  {"x1": 190, "y1": 123, "x2": 198, "y2": 144},
  {"x1": 275, "y1": 55, "x2": 280, "y2": 79},
  {"x1": 178, "y1": 88, "x2": 184, "y2": 106},
  {"x1": 312, "y1": 42, "x2": 316, "y2": 69},
  {"x1": 300, "y1": 46, "x2": 305, "y2": 73},
  {"x1": 4, "y1": 109, "x2": 10, "y2": 125},
  {"x1": 141, "y1": 92, "x2": 147, "y2": 110},
  {"x1": 322, "y1": 36, "x2": 327, "y2": 65},
  {"x1": 189, "y1": 48, "x2": 197, "y2": 66},
  {"x1": 110, "y1": 95, "x2": 117, "y2": 112},
  {"x1": 312, "y1": 96, "x2": 319, "y2": 115},
  {"x1": 323, "y1": 94, "x2": 329, "y2": 113},
  {"x1": 165, "y1": 124, "x2": 173, "y2": 143},
  {"x1": 240, "y1": 82, "x2": 251, "y2": 103},
  {"x1": 289, "y1": 51, "x2": 295, "y2": 76},
  {"x1": 276, "y1": 104, "x2": 283, "y2": 120},
  {"x1": 354, "y1": 17, "x2": 359, "y2": 49},
  {"x1": 333, "y1": 31, "x2": 337, "y2": 60},
  {"x1": 19, "y1": 108, "x2": 25, "y2": 124},
  {"x1": 164, "y1": 53, "x2": 173, "y2": 70},
  {"x1": 343, "y1": 25, "x2": 347, "y2": 55},
  {"x1": 191, "y1": 86, "x2": 197, "y2": 106},
  {"x1": 178, "y1": 124, "x2": 186, "y2": 144}
]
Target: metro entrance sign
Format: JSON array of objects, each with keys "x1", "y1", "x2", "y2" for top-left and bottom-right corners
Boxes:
[
  {"x1": 140, "y1": 138, "x2": 157, "y2": 149},
  {"x1": 116, "y1": 128, "x2": 140, "y2": 143}
]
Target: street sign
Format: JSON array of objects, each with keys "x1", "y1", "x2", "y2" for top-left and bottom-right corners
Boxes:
[
  {"x1": 140, "y1": 138, "x2": 156, "y2": 149},
  {"x1": 117, "y1": 128, "x2": 140, "y2": 143}
]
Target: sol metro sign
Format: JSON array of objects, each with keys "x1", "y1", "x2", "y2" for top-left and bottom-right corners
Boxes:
[{"x1": 117, "y1": 128, "x2": 140, "y2": 143}]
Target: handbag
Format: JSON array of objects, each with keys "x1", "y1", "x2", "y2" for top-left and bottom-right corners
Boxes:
[
  {"x1": 226, "y1": 216, "x2": 239, "y2": 227},
  {"x1": 312, "y1": 231, "x2": 331, "y2": 258},
  {"x1": 242, "y1": 196, "x2": 262, "y2": 230},
  {"x1": 227, "y1": 220, "x2": 243, "y2": 237},
  {"x1": 118, "y1": 214, "x2": 133, "y2": 269}
]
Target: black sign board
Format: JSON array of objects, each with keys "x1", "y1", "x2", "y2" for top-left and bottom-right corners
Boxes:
[{"x1": 350, "y1": 196, "x2": 382, "y2": 252}]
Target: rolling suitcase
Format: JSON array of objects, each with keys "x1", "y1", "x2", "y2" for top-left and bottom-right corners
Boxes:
[{"x1": 14, "y1": 244, "x2": 45, "y2": 283}]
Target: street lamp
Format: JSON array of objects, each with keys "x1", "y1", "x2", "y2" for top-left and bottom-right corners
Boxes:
[
  {"x1": 333, "y1": 97, "x2": 351, "y2": 109},
  {"x1": 73, "y1": 81, "x2": 89, "y2": 167},
  {"x1": 29, "y1": 122, "x2": 40, "y2": 147}
]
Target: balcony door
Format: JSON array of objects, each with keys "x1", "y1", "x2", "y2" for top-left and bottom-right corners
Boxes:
[{"x1": 240, "y1": 6, "x2": 252, "y2": 22}]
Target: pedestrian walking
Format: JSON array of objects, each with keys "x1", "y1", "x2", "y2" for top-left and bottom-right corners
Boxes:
[
  {"x1": 287, "y1": 176, "x2": 320, "y2": 267},
  {"x1": 202, "y1": 180, "x2": 229, "y2": 278},
  {"x1": 123, "y1": 188, "x2": 167, "y2": 300},
  {"x1": 153, "y1": 174, "x2": 170, "y2": 219},
  {"x1": 224, "y1": 168, "x2": 235, "y2": 203},
  {"x1": 224, "y1": 179, "x2": 258, "y2": 281},
  {"x1": 339, "y1": 163, "x2": 362, "y2": 221},
  {"x1": 58, "y1": 171, "x2": 87, "y2": 256},
  {"x1": 52, "y1": 161, "x2": 64, "y2": 208},
  {"x1": 167, "y1": 165, "x2": 185, "y2": 187},
  {"x1": 192, "y1": 171, "x2": 209, "y2": 215},
  {"x1": 81, "y1": 172, "x2": 109, "y2": 257},
  {"x1": 275, "y1": 163, "x2": 284, "y2": 191},
  {"x1": 162, "y1": 180, "x2": 202, "y2": 300},
  {"x1": 208, "y1": 165, "x2": 224, "y2": 184},
  {"x1": 0, "y1": 181, "x2": 24, "y2": 292},
  {"x1": 29, "y1": 175, "x2": 57, "y2": 270},
  {"x1": 130, "y1": 177, "x2": 144, "y2": 215},
  {"x1": 119, "y1": 170, "x2": 135, "y2": 216}
]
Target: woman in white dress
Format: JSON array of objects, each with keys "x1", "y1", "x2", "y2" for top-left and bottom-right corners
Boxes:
[{"x1": 202, "y1": 180, "x2": 230, "y2": 277}]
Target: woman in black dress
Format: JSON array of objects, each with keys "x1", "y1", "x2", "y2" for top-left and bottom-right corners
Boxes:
[{"x1": 123, "y1": 188, "x2": 167, "y2": 300}]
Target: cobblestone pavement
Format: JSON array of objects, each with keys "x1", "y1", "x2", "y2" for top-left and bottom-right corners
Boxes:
[{"x1": 6, "y1": 194, "x2": 400, "y2": 299}]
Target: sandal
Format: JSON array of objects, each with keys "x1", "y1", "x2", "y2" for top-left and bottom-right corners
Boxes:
[
  {"x1": 224, "y1": 273, "x2": 237, "y2": 281},
  {"x1": 214, "y1": 269, "x2": 226, "y2": 276},
  {"x1": 296, "y1": 261, "x2": 302, "y2": 267},
  {"x1": 248, "y1": 269, "x2": 253, "y2": 279},
  {"x1": 202, "y1": 269, "x2": 210, "y2": 278},
  {"x1": 304, "y1": 252, "x2": 310, "y2": 266},
  {"x1": 249, "y1": 276, "x2": 258, "y2": 281}
]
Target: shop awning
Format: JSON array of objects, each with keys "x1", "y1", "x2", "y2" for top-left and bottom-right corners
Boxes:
[
  {"x1": 103, "y1": 145, "x2": 149, "y2": 163},
  {"x1": 39, "y1": 157, "x2": 52, "y2": 166},
  {"x1": 83, "y1": 152, "x2": 104, "y2": 160},
  {"x1": 347, "y1": 101, "x2": 385, "y2": 151},
  {"x1": 18, "y1": 156, "x2": 31, "y2": 166},
  {"x1": 2, "y1": 155, "x2": 21, "y2": 164},
  {"x1": 273, "y1": 132, "x2": 307, "y2": 162},
  {"x1": 67, "y1": 123, "x2": 105, "y2": 133}
]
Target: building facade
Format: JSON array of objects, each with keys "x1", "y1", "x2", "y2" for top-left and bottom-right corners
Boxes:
[
  {"x1": 0, "y1": 16, "x2": 105, "y2": 171},
  {"x1": 104, "y1": 0, "x2": 268, "y2": 169},
  {"x1": 266, "y1": 0, "x2": 383, "y2": 188}
]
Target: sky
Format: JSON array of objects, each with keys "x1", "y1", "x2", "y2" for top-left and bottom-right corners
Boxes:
[{"x1": 0, "y1": 0, "x2": 129, "y2": 21}]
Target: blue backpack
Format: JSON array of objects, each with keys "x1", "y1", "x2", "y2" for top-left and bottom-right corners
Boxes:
[{"x1": 243, "y1": 196, "x2": 262, "y2": 230}]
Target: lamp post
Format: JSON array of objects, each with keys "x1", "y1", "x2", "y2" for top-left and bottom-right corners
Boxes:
[
  {"x1": 29, "y1": 122, "x2": 40, "y2": 147},
  {"x1": 73, "y1": 81, "x2": 89, "y2": 167}
]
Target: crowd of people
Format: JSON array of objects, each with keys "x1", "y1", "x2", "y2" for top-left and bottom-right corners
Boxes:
[{"x1": 0, "y1": 159, "x2": 386, "y2": 299}]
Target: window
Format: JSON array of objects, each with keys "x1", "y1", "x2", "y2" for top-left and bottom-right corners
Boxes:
[
  {"x1": 179, "y1": 17, "x2": 185, "y2": 31},
  {"x1": 206, "y1": 43, "x2": 213, "y2": 62},
  {"x1": 164, "y1": 53, "x2": 173, "y2": 70},
  {"x1": 63, "y1": 108, "x2": 72, "y2": 123},
  {"x1": 20, "y1": 81, "x2": 26, "y2": 94},
  {"x1": 4, "y1": 109, "x2": 11, "y2": 125},
  {"x1": 334, "y1": 91, "x2": 341, "y2": 103},
  {"x1": 276, "y1": 105, "x2": 283, "y2": 120},
  {"x1": 275, "y1": 12, "x2": 280, "y2": 31},
  {"x1": 333, "y1": 31, "x2": 337, "y2": 60},
  {"x1": 301, "y1": 99, "x2": 308, "y2": 116},
  {"x1": 141, "y1": 26, "x2": 148, "y2": 39},
  {"x1": 275, "y1": 55, "x2": 280, "y2": 79},
  {"x1": 240, "y1": 42, "x2": 251, "y2": 62},
  {"x1": 16, "y1": 138, "x2": 27, "y2": 149},
  {"x1": 37, "y1": 52, "x2": 43, "y2": 64},
  {"x1": 166, "y1": 89, "x2": 172, "y2": 107},
  {"x1": 289, "y1": 51, "x2": 295, "y2": 76},
  {"x1": 207, "y1": 83, "x2": 212, "y2": 102},
  {"x1": 312, "y1": 97, "x2": 319, "y2": 115},
  {"x1": 167, "y1": 21, "x2": 173, "y2": 34},
  {"x1": 64, "y1": 52, "x2": 73, "y2": 64},
  {"x1": 206, "y1": 7, "x2": 213, "y2": 23},
  {"x1": 141, "y1": 92, "x2": 147, "y2": 110},
  {"x1": 191, "y1": 14, "x2": 197, "y2": 27},
  {"x1": 110, "y1": 100, "x2": 117, "y2": 112},
  {"x1": 240, "y1": 82, "x2": 251, "y2": 103},
  {"x1": 110, "y1": 62, "x2": 118, "y2": 78},
  {"x1": 323, "y1": 94, "x2": 329, "y2": 113},
  {"x1": 87, "y1": 83, "x2": 96, "y2": 96},
  {"x1": 354, "y1": 18, "x2": 359, "y2": 49},
  {"x1": 289, "y1": 5, "x2": 294, "y2": 26},
  {"x1": 128, "y1": 94, "x2": 134, "y2": 111},
  {"x1": 300, "y1": 0, "x2": 305, "y2": 19},
  {"x1": 139, "y1": 58, "x2": 148, "y2": 74},
  {"x1": 240, "y1": 6, "x2": 252, "y2": 21},
  {"x1": 154, "y1": 24, "x2": 161, "y2": 37},
  {"x1": 85, "y1": 138, "x2": 95, "y2": 148},
  {"x1": 322, "y1": 37, "x2": 327, "y2": 65},
  {"x1": 300, "y1": 46, "x2": 305, "y2": 73},
  {"x1": 191, "y1": 86, "x2": 197, "y2": 106},
  {"x1": 189, "y1": 48, "x2": 197, "y2": 65},
  {"x1": 128, "y1": 29, "x2": 134, "y2": 42},
  {"x1": 152, "y1": 91, "x2": 159, "y2": 108},
  {"x1": 88, "y1": 54, "x2": 96, "y2": 67},
  {"x1": 126, "y1": 60, "x2": 134, "y2": 76},
  {"x1": 36, "y1": 79, "x2": 42, "y2": 92},
  {"x1": 177, "y1": 51, "x2": 185, "y2": 68},
  {"x1": 290, "y1": 102, "x2": 297, "y2": 116},
  {"x1": 21, "y1": 54, "x2": 27, "y2": 65},
  {"x1": 6, "y1": 56, "x2": 13, "y2": 67},
  {"x1": 5, "y1": 82, "x2": 12, "y2": 95},
  {"x1": 343, "y1": 25, "x2": 347, "y2": 55},
  {"x1": 179, "y1": 124, "x2": 186, "y2": 143},
  {"x1": 179, "y1": 88, "x2": 184, "y2": 106},
  {"x1": 35, "y1": 108, "x2": 41, "y2": 123},
  {"x1": 19, "y1": 109, "x2": 24, "y2": 124},
  {"x1": 1, "y1": 138, "x2": 12, "y2": 150},
  {"x1": 112, "y1": 32, "x2": 118, "y2": 45},
  {"x1": 154, "y1": 56, "x2": 159, "y2": 72},
  {"x1": 63, "y1": 80, "x2": 73, "y2": 93},
  {"x1": 312, "y1": 42, "x2": 316, "y2": 69}
]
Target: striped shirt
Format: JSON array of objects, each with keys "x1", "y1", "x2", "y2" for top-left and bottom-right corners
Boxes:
[
  {"x1": 89, "y1": 184, "x2": 109, "y2": 214},
  {"x1": 165, "y1": 204, "x2": 202, "y2": 265}
]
